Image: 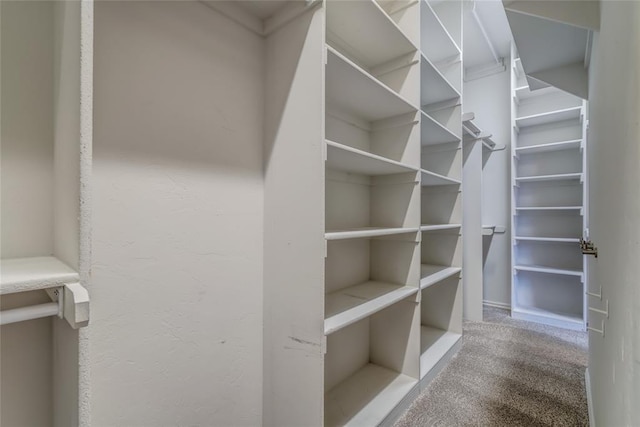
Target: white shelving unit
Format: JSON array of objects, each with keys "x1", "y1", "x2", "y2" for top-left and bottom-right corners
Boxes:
[
  {"x1": 1, "y1": 1, "x2": 92, "y2": 424},
  {"x1": 510, "y1": 54, "x2": 588, "y2": 331}
]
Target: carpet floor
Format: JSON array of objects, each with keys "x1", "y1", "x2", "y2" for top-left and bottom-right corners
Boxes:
[{"x1": 395, "y1": 307, "x2": 589, "y2": 427}]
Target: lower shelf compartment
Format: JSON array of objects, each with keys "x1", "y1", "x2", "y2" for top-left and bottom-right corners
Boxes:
[
  {"x1": 325, "y1": 282, "x2": 417, "y2": 335},
  {"x1": 325, "y1": 363, "x2": 417, "y2": 427},
  {"x1": 420, "y1": 326, "x2": 462, "y2": 379},
  {"x1": 512, "y1": 306, "x2": 584, "y2": 330},
  {"x1": 420, "y1": 264, "x2": 461, "y2": 290}
]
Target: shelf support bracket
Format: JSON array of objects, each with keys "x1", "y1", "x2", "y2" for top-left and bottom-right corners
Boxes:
[
  {"x1": 587, "y1": 319, "x2": 605, "y2": 337},
  {"x1": 586, "y1": 285, "x2": 602, "y2": 300},
  {"x1": 588, "y1": 300, "x2": 609, "y2": 319}
]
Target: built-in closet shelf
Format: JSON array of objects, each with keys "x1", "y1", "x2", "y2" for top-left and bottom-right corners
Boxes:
[
  {"x1": 325, "y1": 227, "x2": 419, "y2": 241},
  {"x1": 421, "y1": 111, "x2": 460, "y2": 146},
  {"x1": 421, "y1": 169, "x2": 461, "y2": 186},
  {"x1": 512, "y1": 306, "x2": 583, "y2": 329},
  {"x1": 515, "y1": 172, "x2": 583, "y2": 183},
  {"x1": 0, "y1": 256, "x2": 78, "y2": 295},
  {"x1": 325, "y1": 140, "x2": 417, "y2": 176},
  {"x1": 515, "y1": 106, "x2": 582, "y2": 130},
  {"x1": 420, "y1": 326, "x2": 462, "y2": 379},
  {"x1": 514, "y1": 236, "x2": 581, "y2": 243},
  {"x1": 326, "y1": 0, "x2": 416, "y2": 70},
  {"x1": 324, "y1": 282, "x2": 418, "y2": 335},
  {"x1": 420, "y1": 224, "x2": 461, "y2": 232},
  {"x1": 326, "y1": 46, "x2": 417, "y2": 122},
  {"x1": 420, "y1": 265, "x2": 461, "y2": 290},
  {"x1": 515, "y1": 139, "x2": 582, "y2": 156},
  {"x1": 325, "y1": 363, "x2": 417, "y2": 427},
  {"x1": 421, "y1": 53, "x2": 460, "y2": 106},
  {"x1": 420, "y1": 0, "x2": 460, "y2": 63},
  {"x1": 514, "y1": 265, "x2": 583, "y2": 279},
  {"x1": 515, "y1": 206, "x2": 583, "y2": 214}
]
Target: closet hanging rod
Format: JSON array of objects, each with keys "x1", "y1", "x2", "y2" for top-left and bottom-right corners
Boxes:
[{"x1": 0, "y1": 302, "x2": 60, "y2": 326}]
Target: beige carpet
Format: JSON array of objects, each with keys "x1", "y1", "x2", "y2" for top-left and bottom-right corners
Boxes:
[{"x1": 395, "y1": 307, "x2": 589, "y2": 427}]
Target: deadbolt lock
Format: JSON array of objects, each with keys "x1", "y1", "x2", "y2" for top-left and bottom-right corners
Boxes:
[{"x1": 580, "y1": 238, "x2": 598, "y2": 258}]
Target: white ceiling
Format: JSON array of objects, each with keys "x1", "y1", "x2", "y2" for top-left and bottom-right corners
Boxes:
[
  {"x1": 235, "y1": 0, "x2": 289, "y2": 20},
  {"x1": 463, "y1": 0, "x2": 514, "y2": 69}
]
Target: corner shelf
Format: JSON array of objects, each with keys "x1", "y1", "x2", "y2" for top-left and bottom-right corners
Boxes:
[
  {"x1": 514, "y1": 264, "x2": 583, "y2": 279},
  {"x1": 326, "y1": 140, "x2": 417, "y2": 176},
  {"x1": 515, "y1": 106, "x2": 582, "y2": 130},
  {"x1": 325, "y1": 227, "x2": 419, "y2": 241},
  {"x1": 325, "y1": 363, "x2": 418, "y2": 427},
  {"x1": 515, "y1": 172, "x2": 583, "y2": 183},
  {"x1": 326, "y1": 46, "x2": 417, "y2": 122},
  {"x1": 421, "y1": 53, "x2": 460, "y2": 106},
  {"x1": 421, "y1": 169, "x2": 461, "y2": 186},
  {"x1": 420, "y1": 0, "x2": 460, "y2": 63},
  {"x1": 421, "y1": 111, "x2": 460, "y2": 146},
  {"x1": 420, "y1": 264, "x2": 461, "y2": 290},
  {"x1": 1, "y1": 257, "x2": 78, "y2": 295},
  {"x1": 324, "y1": 281, "x2": 418, "y2": 335},
  {"x1": 419, "y1": 326, "x2": 462, "y2": 379}
]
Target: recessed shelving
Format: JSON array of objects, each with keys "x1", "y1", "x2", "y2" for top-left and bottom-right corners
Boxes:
[
  {"x1": 514, "y1": 264, "x2": 583, "y2": 278},
  {"x1": 515, "y1": 172, "x2": 583, "y2": 183},
  {"x1": 420, "y1": 326, "x2": 461, "y2": 379},
  {"x1": 325, "y1": 363, "x2": 417, "y2": 427},
  {"x1": 421, "y1": 169, "x2": 461, "y2": 186},
  {"x1": 1, "y1": 257, "x2": 78, "y2": 295},
  {"x1": 421, "y1": 53, "x2": 460, "y2": 106},
  {"x1": 324, "y1": 281, "x2": 418, "y2": 335},
  {"x1": 420, "y1": 224, "x2": 461, "y2": 232},
  {"x1": 326, "y1": 46, "x2": 417, "y2": 122},
  {"x1": 325, "y1": 227, "x2": 419, "y2": 240},
  {"x1": 420, "y1": 0, "x2": 460, "y2": 63},
  {"x1": 515, "y1": 139, "x2": 582, "y2": 156},
  {"x1": 515, "y1": 106, "x2": 582, "y2": 129},
  {"x1": 421, "y1": 111, "x2": 460, "y2": 146},
  {"x1": 326, "y1": 140, "x2": 417, "y2": 176},
  {"x1": 420, "y1": 264, "x2": 461, "y2": 290},
  {"x1": 326, "y1": 0, "x2": 417, "y2": 70}
]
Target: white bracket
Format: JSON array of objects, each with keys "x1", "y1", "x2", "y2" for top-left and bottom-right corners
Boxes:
[
  {"x1": 587, "y1": 319, "x2": 605, "y2": 337},
  {"x1": 586, "y1": 285, "x2": 602, "y2": 300},
  {"x1": 588, "y1": 300, "x2": 609, "y2": 319},
  {"x1": 48, "y1": 282, "x2": 90, "y2": 329}
]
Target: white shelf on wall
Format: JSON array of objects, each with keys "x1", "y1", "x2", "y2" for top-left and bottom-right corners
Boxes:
[
  {"x1": 325, "y1": 227, "x2": 419, "y2": 241},
  {"x1": 326, "y1": 46, "x2": 417, "y2": 122},
  {"x1": 419, "y1": 326, "x2": 462, "y2": 379},
  {"x1": 325, "y1": 363, "x2": 418, "y2": 427},
  {"x1": 420, "y1": 0, "x2": 460, "y2": 63},
  {"x1": 515, "y1": 139, "x2": 582, "y2": 156},
  {"x1": 421, "y1": 53, "x2": 460, "y2": 107},
  {"x1": 421, "y1": 111, "x2": 460, "y2": 146},
  {"x1": 515, "y1": 106, "x2": 582, "y2": 130},
  {"x1": 326, "y1": 140, "x2": 418, "y2": 175},
  {"x1": 515, "y1": 206, "x2": 583, "y2": 214},
  {"x1": 515, "y1": 172, "x2": 583, "y2": 183},
  {"x1": 514, "y1": 236, "x2": 581, "y2": 243},
  {"x1": 514, "y1": 264, "x2": 583, "y2": 278},
  {"x1": 326, "y1": 0, "x2": 417, "y2": 69},
  {"x1": 324, "y1": 282, "x2": 418, "y2": 335},
  {"x1": 420, "y1": 224, "x2": 461, "y2": 232},
  {"x1": 0, "y1": 257, "x2": 78, "y2": 295},
  {"x1": 421, "y1": 169, "x2": 461, "y2": 186},
  {"x1": 512, "y1": 306, "x2": 583, "y2": 329},
  {"x1": 420, "y1": 265, "x2": 461, "y2": 290}
]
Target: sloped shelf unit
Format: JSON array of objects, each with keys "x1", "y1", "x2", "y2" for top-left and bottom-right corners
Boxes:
[
  {"x1": 1, "y1": 257, "x2": 78, "y2": 295},
  {"x1": 510, "y1": 54, "x2": 587, "y2": 331}
]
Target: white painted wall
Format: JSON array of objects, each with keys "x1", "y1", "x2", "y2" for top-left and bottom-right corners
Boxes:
[
  {"x1": 92, "y1": 2, "x2": 264, "y2": 424},
  {"x1": 463, "y1": 68, "x2": 512, "y2": 308},
  {"x1": 586, "y1": 1, "x2": 640, "y2": 425}
]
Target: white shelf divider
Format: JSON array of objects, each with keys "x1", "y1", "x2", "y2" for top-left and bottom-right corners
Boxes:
[
  {"x1": 1, "y1": 257, "x2": 78, "y2": 295},
  {"x1": 515, "y1": 106, "x2": 582, "y2": 130},
  {"x1": 419, "y1": 326, "x2": 462, "y2": 379},
  {"x1": 515, "y1": 172, "x2": 583, "y2": 183},
  {"x1": 324, "y1": 281, "x2": 418, "y2": 335},
  {"x1": 421, "y1": 169, "x2": 461, "y2": 186},
  {"x1": 326, "y1": 46, "x2": 417, "y2": 122},
  {"x1": 325, "y1": 363, "x2": 418, "y2": 427},
  {"x1": 420, "y1": 0, "x2": 460, "y2": 63},
  {"x1": 326, "y1": 140, "x2": 417, "y2": 176},
  {"x1": 514, "y1": 264, "x2": 584, "y2": 278},
  {"x1": 421, "y1": 111, "x2": 460, "y2": 146},
  {"x1": 325, "y1": 227, "x2": 419, "y2": 241},
  {"x1": 420, "y1": 264, "x2": 461, "y2": 290}
]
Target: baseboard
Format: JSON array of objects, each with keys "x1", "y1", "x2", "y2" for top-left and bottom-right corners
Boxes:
[
  {"x1": 483, "y1": 300, "x2": 511, "y2": 310},
  {"x1": 585, "y1": 368, "x2": 595, "y2": 427}
]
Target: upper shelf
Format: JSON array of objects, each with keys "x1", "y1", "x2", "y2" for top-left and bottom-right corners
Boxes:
[
  {"x1": 421, "y1": 111, "x2": 460, "y2": 146},
  {"x1": 326, "y1": 46, "x2": 417, "y2": 122},
  {"x1": 326, "y1": 227, "x2": 419, "y2": 240},
  {"x1": 515, "y1": 139, "x2": 582, "y2": 156},
  {"x1": 421, "y1": 169, "x2": 461, "y2": 187},
  {"x1": 326, "y1": 140, "x2": 417, "y2": 176},
  {"x1": 1, "y1": 256, "x2": 78, "y2": 295},
  {"x1": 515, "y1": 172, "x2": 583, "y2": 184},
  {"x1": 421, "y1": 53, "x2": 460, "y2": 107},
  {"x1": 515, "y1": 106, "x2": 582, "y2": 130},
  {"x1": 420, "y1": 0, "x2": 460, "y2": 63},
  {"x1": 326, "y1": 0, "x2": 417, "y2": 69}
]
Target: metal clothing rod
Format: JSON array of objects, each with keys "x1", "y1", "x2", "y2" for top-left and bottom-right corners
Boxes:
[{"x1": 0, "y1": 302, "x2": 60, "y2": 326}]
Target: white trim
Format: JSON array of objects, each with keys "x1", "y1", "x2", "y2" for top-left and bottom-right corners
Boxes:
[
  {"x1": 483, "y1": 300, "x2": 511, "y2": 310},
  {"x1": 585, "y1": 368, "x2": 595, "y2": 427}
]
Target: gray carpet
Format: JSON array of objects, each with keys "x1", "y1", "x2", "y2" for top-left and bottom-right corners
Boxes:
[{"x1": 395, "y1": 307, "x2": 589, "y2": 427}]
